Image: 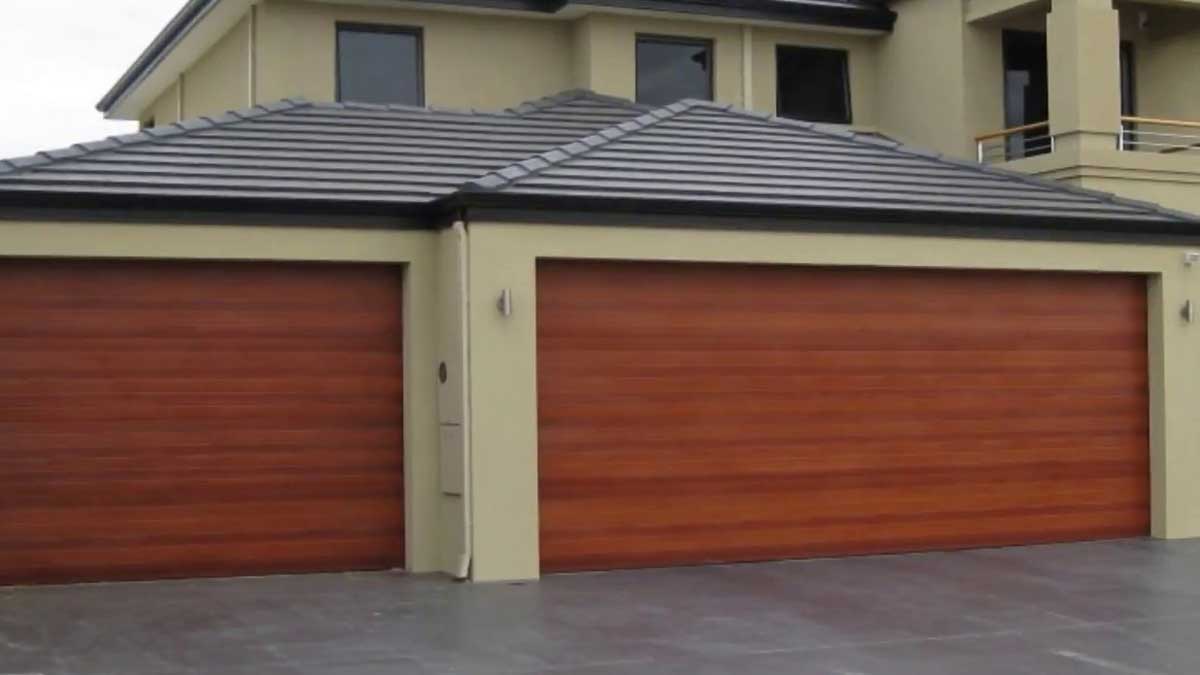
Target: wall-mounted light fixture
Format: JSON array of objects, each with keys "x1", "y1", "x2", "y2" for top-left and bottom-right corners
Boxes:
[
  {"x1": 1183, "y1": 300, "x2": 1195, "y2": 324},
  {"x1": 497, "y1": 289, "x2": 513, "y2": 317},
  {"x1": 1184, "y1": 251, "x2": 1200, "y2": 267}
]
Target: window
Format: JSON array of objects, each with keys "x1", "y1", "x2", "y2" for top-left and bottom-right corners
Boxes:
[
  {"x1": 636, "y1": 36, "x2": 713, "y2": 106},
  {"x1": 776, "y1": 46, "x2": 852, "y2": 124},
  {"x1": 337, "y1": 24, "x2": 423, "y2": 106}
]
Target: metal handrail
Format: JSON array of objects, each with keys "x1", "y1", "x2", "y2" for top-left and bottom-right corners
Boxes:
[
  {"x1": 974, "y1": 121, "x2": 1051, "y2": 143},
  {"x1": 1119, "y1": 116, "x2": 1200, "y2": 154},
  {"x1": 975, "y1": 121, "x2": 1053, "y2": 164}
]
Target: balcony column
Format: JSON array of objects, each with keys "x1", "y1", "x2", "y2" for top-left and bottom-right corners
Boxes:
[{"x1": 1046, "y1": 0, "x2": 1121, "y2": 154}]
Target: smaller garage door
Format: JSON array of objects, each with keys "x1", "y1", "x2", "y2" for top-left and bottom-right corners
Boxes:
[
  {"x1": 0, "y1": 260, "x2": 406, "y2": 585},
  {"x1": 537, "y1": 260, "x2": 1150, "y2": 573}
]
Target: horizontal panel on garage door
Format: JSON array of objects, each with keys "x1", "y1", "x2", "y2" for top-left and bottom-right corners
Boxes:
[
  {"x1": 0, "y1": 259, "x2": 405, "y2": 585},
  {"x1": 537, "y1": 260, "x2": 1149, "y2": 572}
]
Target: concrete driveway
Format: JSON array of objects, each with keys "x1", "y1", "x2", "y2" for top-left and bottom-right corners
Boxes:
[{"x1": 3, "y1": 539, "x2": 1200, "y2": 674}]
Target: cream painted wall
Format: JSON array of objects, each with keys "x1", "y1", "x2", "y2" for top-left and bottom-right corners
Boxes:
[
  {"x1": 1134, "y1": 6, "x2": 1200, "y2": 121},
  {"x1": 137, "y1": 0, "x2": 884, "y2": 125},
  {"x1": 876, "y1": 0, "x2": 973, "y2": 157},
  {"x1": 467, "y1": 221, "x2": 1200, "y2": 582},
  {"x1": 256, "y1": 0, "x2": 574, "y2": 110},
  {"x1": 0, "y1": 221, "x2": 447, "y2": 576},
  {"x1": 182, "y1": 14, "x2": 251, "y2": 121},
  {"x1": 573, "y1": 12, "x2": 743, "y2": 106},
  {"x1": 143, "y1": 81, "x2": 180, "y2": 127}
]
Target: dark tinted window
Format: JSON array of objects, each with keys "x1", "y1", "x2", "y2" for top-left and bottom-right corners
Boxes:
[
  {"x1": 776, "y1": 46, "x2": 851, "y2": 124},
  {"x1": 636, "y1": 36, "x2": 713, "y2": 106},
  {"x1": 337, "y1": 24, "x2": 423, "y2": 106}
]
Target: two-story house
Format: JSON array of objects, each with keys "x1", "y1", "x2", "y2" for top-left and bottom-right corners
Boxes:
[
  {"x1": 101, "y1": 0, "x2": 1200, "y2": 215},
  {"x1": 1, "y1": 0, "x2": 1200, "y2": 587}
]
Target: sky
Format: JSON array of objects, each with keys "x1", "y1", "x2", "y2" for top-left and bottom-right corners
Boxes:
[{"x1": 0, "y1": 0, "x2": 183, "y2": 158}]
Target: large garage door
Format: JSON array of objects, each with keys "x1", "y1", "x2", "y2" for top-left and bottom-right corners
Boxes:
[
  {"x1": 537, "y1": 260, "x2": 1149, "y2": 572},
  {"x1": 0, "y1": 260, "x2": 405, "y2": 585}
]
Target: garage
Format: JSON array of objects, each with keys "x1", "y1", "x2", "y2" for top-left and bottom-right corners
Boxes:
[
  {"x1": 0, "y1": 259, "x2": 406, "y2": 585},
  {"x1": 537, "y1": 260, "x2": 1151, "y2": 573}
]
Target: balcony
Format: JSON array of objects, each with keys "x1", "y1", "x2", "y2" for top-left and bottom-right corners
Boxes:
[{"x1": 967, "y1": 0, "x2": 1200, "y2": 215}]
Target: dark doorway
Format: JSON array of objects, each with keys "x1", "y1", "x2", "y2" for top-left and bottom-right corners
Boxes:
[{"x1": 1002, "y1": 30, "x2": 1050, "y2": 159}]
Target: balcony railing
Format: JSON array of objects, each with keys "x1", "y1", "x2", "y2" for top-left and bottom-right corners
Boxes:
[
  {"x1": 1119, "y1": 116, "x2": 1200, "y2": 154},
  {"x1": 975, "y1": 122, "x2": 1053, "y2": 165}
]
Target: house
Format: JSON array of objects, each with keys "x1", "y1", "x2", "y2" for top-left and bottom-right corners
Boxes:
[
  {"x1": 97, "y1": 0, "x2": 1200, "y2": 214},
  {"x1": 1, "y1": 0, "x2": 1199, "y2": 586}
]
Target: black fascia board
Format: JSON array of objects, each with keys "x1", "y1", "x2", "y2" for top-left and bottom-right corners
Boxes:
[
  {"x1": 565, "y1": 0, "x2": 896, "y2": 31},
  {"x1": 444, "y1": 190, "x2": 1200, "y2": 240},
  {"x1": 0, "y1": 191, "x2": 441, "y2": 229}
]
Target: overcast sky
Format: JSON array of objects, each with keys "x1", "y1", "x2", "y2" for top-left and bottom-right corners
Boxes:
[{"x1": 0, "y1": 0, "x2": 183, "y2": 158}]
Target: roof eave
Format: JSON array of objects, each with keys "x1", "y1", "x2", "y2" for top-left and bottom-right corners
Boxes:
[
  {"x1": 96, "y1": 0, "x2": 217, "y2": 114},
  {"x1": 567, "y1": 0, "x2": 896, "y2": 31},
  {"x1": 449, "y1": 190, "x2": 1200, "y2": 238},
  {"x1": 0, "y1": 189, "x2": 443, "y2": 228}
]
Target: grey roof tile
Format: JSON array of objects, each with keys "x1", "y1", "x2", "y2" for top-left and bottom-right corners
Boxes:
[
  {"x1": 0, "y1": 93, "x2": 645, "y2": 207},
  {"x1": 468, "y1": 100, "x2": 1197, "y2": 225},
  {"x1": 1, "y1": 89, "x2": 1194, "y2": 228}
]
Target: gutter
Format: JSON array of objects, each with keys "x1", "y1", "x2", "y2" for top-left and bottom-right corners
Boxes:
[{"x1": 445, "y1": 191, "x2": 1200, "y2": 239}]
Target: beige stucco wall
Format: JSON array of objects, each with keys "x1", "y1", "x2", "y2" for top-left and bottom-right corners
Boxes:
[
  {"x1": 143, "y1": 82, "x2": 180, "y2": 127},
  {"x1": 466, "y1": 220, "x2": 1200, "y2": 582},
  {"x1": 138, "y1": 0, "x2": 885, "y2": 124},
  {"x1": 182, "y1": 13, "x2": 251, "y2": 121},
  {"x1": 0, "y1": 221, "x2": 446, "y2": 576},
  {"x1": 573, "y1": 12, "x2": 744, "y2": 107},
  {"x1": 1133, "y1": 6, "x2": 1200, "y2": 122},
  {"x1": 876, "y1": 0, "x2": 974, "y2": 158},
  {"x1": 256, "y1": 0, "x2": 574, "y2": 110}
]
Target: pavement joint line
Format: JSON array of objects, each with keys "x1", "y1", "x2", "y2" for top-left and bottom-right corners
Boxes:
[{"x1": 1051, "y1": 650, "x2": 1165, "y2": 675}]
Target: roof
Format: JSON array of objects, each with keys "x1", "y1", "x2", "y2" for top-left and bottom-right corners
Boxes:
[
  {"x1": 4, "y1": 91, "x2": 645, "y2": 209},
  {"x1": 4, "y1": 90, "x2": 1197, "y2": 232},
  {"x1": 463, "y1": 99, "x2": 1194, "y2": 227},
  {"x1": 98, "y1": 0, "x2": 895, "y2": 115}
]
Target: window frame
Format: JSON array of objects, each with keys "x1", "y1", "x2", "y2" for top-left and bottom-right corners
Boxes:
[
  {"x1": 774, "y1": 44, "x2": 853, "y2": 125},
  {"x1": 335, "y1": 22, "x2": 426, "y2": 107},
  {"x1": 634, "y1": 34, "x2": 715, "y2": 106}
]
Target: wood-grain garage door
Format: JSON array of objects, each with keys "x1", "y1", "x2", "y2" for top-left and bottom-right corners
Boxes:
[
  {"x1": 0, "y1": 260, "x2": 405, "y2": 585},
  {"x1": 537, "y1": 260, "x2": 1150, "y2": 572}
]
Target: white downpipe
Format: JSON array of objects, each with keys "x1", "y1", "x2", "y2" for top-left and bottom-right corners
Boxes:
[{"x1": 454, "y1": 220, "x2": 473, "y2": 581}]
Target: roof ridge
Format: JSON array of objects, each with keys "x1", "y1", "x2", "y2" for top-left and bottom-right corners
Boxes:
[
  {"x1": 310, "y1": 98, "x2": 532, "y2": 120},
  {"x1": 464, "y1": 100, "x2": 704, "y2": 192},
  {"x1": 680, "y1": 101, "x2": 1200, "y2": 223},
  {"x1": 505, "y1": 89, "x2": 648, "y2": 116},
  {"x1": 0, "y1": 98, "x2": 315, "y2": 178}
]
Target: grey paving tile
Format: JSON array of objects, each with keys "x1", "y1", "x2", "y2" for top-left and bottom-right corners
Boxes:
[{"x1": 3, "y1": 539, "x2": 1200, "y2": 675}]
